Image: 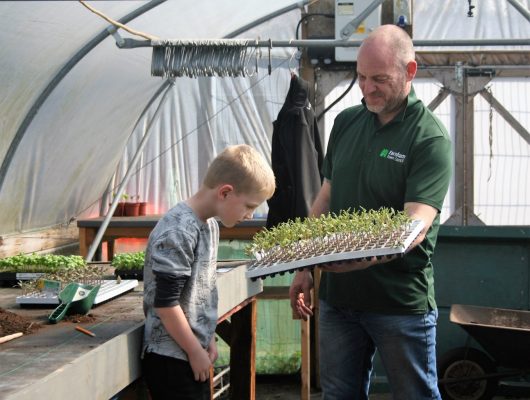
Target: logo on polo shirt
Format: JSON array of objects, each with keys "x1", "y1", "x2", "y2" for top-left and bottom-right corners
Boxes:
[{"x1": 379, "y1": 148, "x2": 406, "y2": 163}]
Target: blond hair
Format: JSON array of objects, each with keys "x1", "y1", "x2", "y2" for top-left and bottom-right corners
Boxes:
[{"x1": 203, "y1": 144, "x2": 276, "y2": 198}]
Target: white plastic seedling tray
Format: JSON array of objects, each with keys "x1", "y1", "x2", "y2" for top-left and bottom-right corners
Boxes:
[
  {"x1": 16, "y1": 279, "x2": 138, "y2": 306},
  {"x1": 246, "y1": 220, "x2": 424, "y2": 280}
]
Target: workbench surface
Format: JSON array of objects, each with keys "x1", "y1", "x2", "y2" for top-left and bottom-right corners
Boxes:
[
  {"x1": 0, "y1": 262, "x2": 261, "y2": 400},
  {"x1": 0, "y1": 284, "x2": 144, "y2": 400}
]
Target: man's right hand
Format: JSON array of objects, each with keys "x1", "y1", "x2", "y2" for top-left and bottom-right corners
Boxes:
[{"x1": 289, "y1": 270, "x2": 314, "y2": 320}]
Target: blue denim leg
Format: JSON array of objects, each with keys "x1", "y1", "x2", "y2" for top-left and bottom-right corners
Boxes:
[
  {"x1": 364, "y1": 309, "x2": 441, "y2": 400},
  {"x1": 318, "y1": 300, "x2": 441, "y2": 400},
  {"x1": 319, "y1": 300, "x2": 376, "y2": 400}
]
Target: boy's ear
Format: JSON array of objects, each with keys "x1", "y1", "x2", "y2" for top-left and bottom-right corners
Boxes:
[{"x1": 218, "y1": 184, "x2": 234, "y2": 199}]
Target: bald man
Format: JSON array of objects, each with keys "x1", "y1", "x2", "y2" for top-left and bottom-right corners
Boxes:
[{"x1": 290, "y1": 25, "x2": 452, "y2": 399}]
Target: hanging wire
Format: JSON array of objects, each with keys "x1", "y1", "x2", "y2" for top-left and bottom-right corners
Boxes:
[
  {"x1": 317, "y1": 73, "x2": 357, "y2": 122},
  {"x1": 151, "y1": 39, "x2": 260, "y2": 78}
]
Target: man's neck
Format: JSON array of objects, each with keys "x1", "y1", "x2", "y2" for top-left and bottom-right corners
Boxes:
[{"x1": 377, "y1": 98, "x2": 408, "y2": 126}]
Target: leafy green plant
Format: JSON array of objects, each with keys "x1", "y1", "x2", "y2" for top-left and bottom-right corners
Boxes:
[
  {"x1": 0, "y1": 254, "x2": 86, "y2": 274},
  {"x1": 111, "y1": 251, "x2": 145, "y2": 271},
  {"x1": 112, "y1": 192, "x2": 138, "y2": 202},
  {"x1": 246, "y1": 208, "x2": 412, "y2": 259}
]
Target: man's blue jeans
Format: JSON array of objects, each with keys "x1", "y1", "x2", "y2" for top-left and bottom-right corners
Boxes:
[{"x1": 319, "y1": 300, "x2": 441, "y2": 400}]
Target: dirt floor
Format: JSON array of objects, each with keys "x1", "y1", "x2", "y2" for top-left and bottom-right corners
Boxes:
[{"x1": 254, "y1": 374, "x2": 530, "y2": 400}]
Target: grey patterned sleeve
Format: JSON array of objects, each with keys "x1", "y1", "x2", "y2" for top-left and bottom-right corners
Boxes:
[
  {"x1": 150, "y1": 227, "x2": 197, "y2": 307},
  {"x1": 151, "y1": 229, "x2": 196, "y2": 276}
]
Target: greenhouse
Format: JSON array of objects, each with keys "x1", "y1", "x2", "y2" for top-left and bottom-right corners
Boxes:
[{"x1": 0, "y1": 1, "x2": 529, "y2": 399}]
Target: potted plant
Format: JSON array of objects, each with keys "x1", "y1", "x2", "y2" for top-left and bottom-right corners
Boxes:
[
  {"x1": 110, "y1": 192, "x2": 129, "y2": 216},
  {"x1": 138, "y1": 200, "x2": 148, "y2": 216},
  {"x1": 111, "y1": 251, "x2": 145, "y2": 280},
  {"x1": 124, "y1": 194, "x2": 140, "y2": 216}
]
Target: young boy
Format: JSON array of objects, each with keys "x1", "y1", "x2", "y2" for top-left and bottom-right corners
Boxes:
[{"x1": 142, "y1": 144, "x2": 276, "y2": 399}]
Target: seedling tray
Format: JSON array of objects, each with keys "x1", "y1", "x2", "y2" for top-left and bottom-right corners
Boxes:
[
  {"x1": 0, "y1": 273, "x2": 45, "y2": 287},
  {"x1": 16, "y1": 279, "x2": 138, "y2": 306},
  {"x1": 114, "y1": 269, "x2": 143, "y2": 281},
  {"x1": 246, "y1": 220, "x2": 424, "y2": 280}
]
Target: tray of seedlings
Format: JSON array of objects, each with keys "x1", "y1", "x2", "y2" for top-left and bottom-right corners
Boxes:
[
  {"x1": 245, "y1": 208, "x2": 424, "y2": 281},
  {"x1": 112, "y1": 251, "x2": 145, "y2": 281},
  {"x1": 15, "y1": 261, "x2": 138, "y2": 307},
  {"x1": 0, "y1": 254, "x2": 87, "y2": 287}
]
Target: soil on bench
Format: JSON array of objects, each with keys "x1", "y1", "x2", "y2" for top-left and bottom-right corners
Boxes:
[{"x1": 0, "y1": 307, "x2": 42, "y2": 336}]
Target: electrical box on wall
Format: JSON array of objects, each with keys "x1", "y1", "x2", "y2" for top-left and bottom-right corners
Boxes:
[{"x1": 334, "y1": 0, "x2": 381, "y2": 62}]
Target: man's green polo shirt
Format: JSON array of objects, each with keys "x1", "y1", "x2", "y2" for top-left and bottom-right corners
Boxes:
[{"x1": 319, "y1": 87, "x2": 452, "y2": 314}]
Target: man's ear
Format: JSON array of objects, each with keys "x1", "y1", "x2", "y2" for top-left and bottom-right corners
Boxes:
[
  {"x1": 406, "y1": 60, "x2": 417, "y2": 81},
  {"x1": 218, "y1": 184, "x2": 234, "y2": 199}
]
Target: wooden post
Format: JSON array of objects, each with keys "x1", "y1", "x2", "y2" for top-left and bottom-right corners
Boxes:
[
  {"x1": 300, "y1": 315, "x2": 311, "y2": 400},
  {"x1": 229, "y1": 298, "x2": 256, "y2": 400}
]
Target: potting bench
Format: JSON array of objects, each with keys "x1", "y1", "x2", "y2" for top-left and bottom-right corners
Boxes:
[{"x1": 0, "y1": 263, "x2": 261, "y2": 400}]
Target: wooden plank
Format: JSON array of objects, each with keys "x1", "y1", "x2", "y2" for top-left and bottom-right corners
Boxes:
[
  {"x1": 78, "y1": 227, "x2": 92, "y2": 258},
  {"x1": 313, "y1": 270, "x2": 321, "y2": 389},
  {"x1": 256, "y1": 286, "x2": 290, "y2": 300},
  {"x1": 301, "y1": 318, "x2": 311, "y2": 400},
  {"x1": 216, "y1": 320, "x2": 232, "y2": 344},
  {"x1": 0, "y1": 225, "x2": 79, "y2": 258},
  {"x1": 229, "y1": 298, "x2": 256, "y2": 400}
]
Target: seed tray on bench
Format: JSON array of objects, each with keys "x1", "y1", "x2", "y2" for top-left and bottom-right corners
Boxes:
[
  {"x1": 0, "y1": 273, "x2": 45, "y2": 287},
  {"x1": 246, "y1": 220, "x2": 424, "y2": 280},
  {"x1": 16, "y1": 279, "x2": 139, "y2": 306}
]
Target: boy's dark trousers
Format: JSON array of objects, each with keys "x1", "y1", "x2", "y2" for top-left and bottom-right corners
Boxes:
[{"x1": 142, "y1": 352, "x2": 210, "y2": 400}]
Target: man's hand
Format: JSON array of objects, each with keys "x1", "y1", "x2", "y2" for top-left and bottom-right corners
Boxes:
[{"x1": 289, "y1": 270, "x2": 314, "y2": 320}]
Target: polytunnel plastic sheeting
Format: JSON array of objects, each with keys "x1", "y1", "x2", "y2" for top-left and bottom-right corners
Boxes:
[
  {"x1": 107, "y1": 9, "x2": 300, "y2": 217},
  {"x1": 2, "y1": 0, "x2": 529, "y2": 236},
  {"x1": 0, "y1": 2, "x2": 142, "y2": 164},
  {"x1": 108, "y1": 68, "x2": 295, "y2": 217},
  {"x1": 413, "y1": 0, "x2": 530, "y2": 51},
  {"x1": 0, "y1": 30, "x2": 160, "y2": 234},
  {"x1": 0, "y1": 0, "x2": 306, "y2": 235}
]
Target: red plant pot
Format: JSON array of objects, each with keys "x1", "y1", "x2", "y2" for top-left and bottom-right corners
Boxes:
[
  {"x1": 138, "y1": 202, "x2": 148, "y2": 216},
  {"x1": 112, "y1": 202, "x2": 126, "y2": 216},
  {"x1": 124, "y1": 202, "x2": 140, "y2": 216}
]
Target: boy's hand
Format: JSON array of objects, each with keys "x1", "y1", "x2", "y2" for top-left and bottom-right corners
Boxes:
[
  {"x1": 188, "y1": 347, "x2": 212, "y2": 382},
  {"x1": 207, "y1": 336, "x2": 218, "y2": 363}
]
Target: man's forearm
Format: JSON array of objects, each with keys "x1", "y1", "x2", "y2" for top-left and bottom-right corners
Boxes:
[{"x1": 310, "y1": 179, "x2": 331, "y2": 217}]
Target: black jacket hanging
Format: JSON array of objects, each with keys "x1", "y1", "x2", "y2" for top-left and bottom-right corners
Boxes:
[{"x1": 266, "y1": 75, "x2": 324, "y2": 229}]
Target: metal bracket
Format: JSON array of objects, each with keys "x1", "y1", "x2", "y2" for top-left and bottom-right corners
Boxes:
[{"x1": 106, "y1": 26, "x2": 125, "y2": 47}]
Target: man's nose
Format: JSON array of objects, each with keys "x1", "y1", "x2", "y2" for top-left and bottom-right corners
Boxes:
[{"x1": 363, "y1": 79, "x2": 377, "y2": 93}]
